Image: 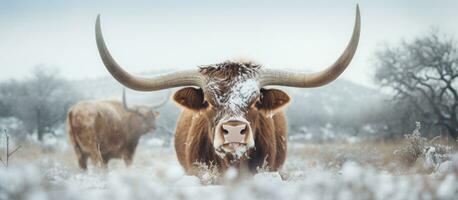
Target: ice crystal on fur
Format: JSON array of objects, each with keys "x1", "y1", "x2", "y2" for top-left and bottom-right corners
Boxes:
[{"x1": 200, "y1": 61, "x2": 261, "y2": 118}]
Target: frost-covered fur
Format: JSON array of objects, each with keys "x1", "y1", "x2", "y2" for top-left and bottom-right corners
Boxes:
[
  {"x1": 200, "y1": 61, "x2": 261, "y2": 120},
  {"x1": 173, "y1": 61, "x2": 289, "y2": 175}
]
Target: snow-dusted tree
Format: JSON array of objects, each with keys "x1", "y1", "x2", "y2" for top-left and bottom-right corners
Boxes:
[
  {"x1": 0, "y1": 80, "x2": 22, "y2": 117},
  {"x1": 0, "y1": 66, "x2": 80, "y2": 140},
  {"x1": 375, "y1": 30, "x2": 458, "y2": 139}
]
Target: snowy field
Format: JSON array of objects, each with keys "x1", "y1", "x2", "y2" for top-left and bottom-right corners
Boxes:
[{"x1": 1, "y1": 134, "x2": 457, "y2": 200}]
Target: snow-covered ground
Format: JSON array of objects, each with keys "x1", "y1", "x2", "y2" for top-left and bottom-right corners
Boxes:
[{"x1": 0, "y1": 136, "x2": 457, "y2": 200}]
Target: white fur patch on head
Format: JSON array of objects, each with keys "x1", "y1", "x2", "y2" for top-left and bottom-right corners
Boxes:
[
  {"x1": 225, "y1": 78, "x2": 259, "y2": 115},
  {"x1": 203, "y1": 62, "x2": 260, "y2": 118}
]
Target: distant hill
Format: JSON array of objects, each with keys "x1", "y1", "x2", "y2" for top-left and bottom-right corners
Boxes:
[{"x1": 282, "y1": 79, "x2": 385, "y2": 140}]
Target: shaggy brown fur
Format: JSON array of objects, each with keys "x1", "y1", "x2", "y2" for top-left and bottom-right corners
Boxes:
[
  {"x1": 67, "y1": 100, "x2": 158, "y2": 169},
  {"x1": 199, "y1": 61, "x2": 261, "y2": 78},
  {"x1": 173, "y1": 61, "x2": 290, "y2": 174}
]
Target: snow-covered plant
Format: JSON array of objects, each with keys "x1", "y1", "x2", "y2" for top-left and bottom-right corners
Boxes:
[
  {"x1": 256, "y1": 156, "x2": 271, "y2": 173},
  {"x1": 424, "y1": 136, "x2": 454, "y2": 168},
  {"x1": 193, "y1": 161, "x2": 221, "y2": 185},
  {"x1": 393, "y1": 122, "x2": 427, "y2": 167},
  {"x1": 394, "y1": 122, "x2": 454, "y2": 171},
  {"x1": 0, "y1": 129, "x2": 21, "y2": 167}
]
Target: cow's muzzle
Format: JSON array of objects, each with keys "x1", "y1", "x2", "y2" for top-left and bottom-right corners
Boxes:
[{"x1": 214, "y1": 120, "x2": 254, "y2": 159}]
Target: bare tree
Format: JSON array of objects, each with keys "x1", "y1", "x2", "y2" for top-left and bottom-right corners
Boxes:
[
  {"x1": 0, "y1": 66, "x2": 81, "y2": 141},
  {"x1": 375, "y1": 30, "x2": 458, "y2": 139},
  {"x1": 0, "y1": 80, "x2": 23, "y2": 118}
]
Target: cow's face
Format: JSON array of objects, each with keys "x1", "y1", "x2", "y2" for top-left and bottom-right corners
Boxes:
[
  {"x1": 131, "y1": 106, "x2": 160, "y2": 133},
  {"x1": 173, "y1": 63, "x2": 290, "y2": 161}
]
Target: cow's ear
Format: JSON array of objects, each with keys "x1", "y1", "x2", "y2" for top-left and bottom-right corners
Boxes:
[
  {"x1": 257, "y1": 88, "x2": 290, "y2": 111},
  {"x1": 173, "y1": 87, "x2": 208, "y2": 110}
]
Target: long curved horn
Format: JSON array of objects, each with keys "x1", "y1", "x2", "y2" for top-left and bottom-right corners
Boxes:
[
  {"x1": 122, "y1": 88, "x2": 135, "y2": 112},
  {"x1": 259, "y1": 5, "x2": 361, "y2": 87},
  {"x1": 95, "y1": 15, "x2": 204, "y2": 91},
  {"x1": 152, "y1": 89, "x2": 171, "y2": 109}
]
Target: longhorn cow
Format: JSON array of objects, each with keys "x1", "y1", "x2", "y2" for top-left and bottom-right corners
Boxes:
[
  {"x1": 67, "y1": 90, "x2": 166, "y2": 169},
  {"x1": 95, "y1": 5, "x2": 361, "y2": 174}
]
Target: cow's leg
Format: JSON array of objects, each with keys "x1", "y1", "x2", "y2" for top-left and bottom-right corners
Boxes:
[
  {"x1": 70, "y1": 139, "x2": 87, "y2": 170},
  {"x1": 89, "y1": 153, "x2": 99, "y2": 167},
  {"x1": 68, "y1": 121, "x2": 88, "y2": 170},
  {"x1": 88, "y1": 151, "x2": 108, "y2": 169},
  {"x1": 123, "y1": 151, "x2": 133, "y2": 166},
  {"x1": 101, "y1": 155, "x2": 110, "y2": 169},
  {"x1": 123, "y1": 141, "x2": 138, "y2": 166},
  {"x1": 76, "y1": 150, "x2": 88, "y2": 170},
  {"x1": 93, "y1": 143, "x2": 109, "y2": 169}
]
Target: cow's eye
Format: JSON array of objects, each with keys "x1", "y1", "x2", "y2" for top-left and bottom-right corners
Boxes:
[{"x1": 222, "y1": 129, "x2": 229, "y2": 135}]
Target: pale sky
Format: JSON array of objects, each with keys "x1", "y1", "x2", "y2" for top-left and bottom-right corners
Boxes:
[{"x1": 1, "y1": 0, "x2": 457, "y2": 87}]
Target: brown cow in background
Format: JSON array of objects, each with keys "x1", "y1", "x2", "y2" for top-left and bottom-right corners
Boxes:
[
  {"x1": 67, "y1": 89, "x2": 167, "y2": 169},
  {"x1": 95, "y1": 5, "x2": 361, "y2": 175}
]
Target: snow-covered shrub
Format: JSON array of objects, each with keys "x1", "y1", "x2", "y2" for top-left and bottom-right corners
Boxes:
[
  {"x1": 256, "y1": 156, "x2": 271, "y2": 173},
  {"x1": 393, "y1": 122, "x2": 427, "y2": 167},
  {"x1": 423, "y1": 142, "x2": 453, "y2": 169},
  {"x1": 193, "y1": 161, "x2": 221, "y2": 185},
  {"x1": 394, "y1": 122, "x2": 455, "y2": 172}
]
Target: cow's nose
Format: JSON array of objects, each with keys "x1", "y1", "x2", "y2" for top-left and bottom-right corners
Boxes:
[{"x1": 221, "y1": 121, "x2": 248, "y2": 144}]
